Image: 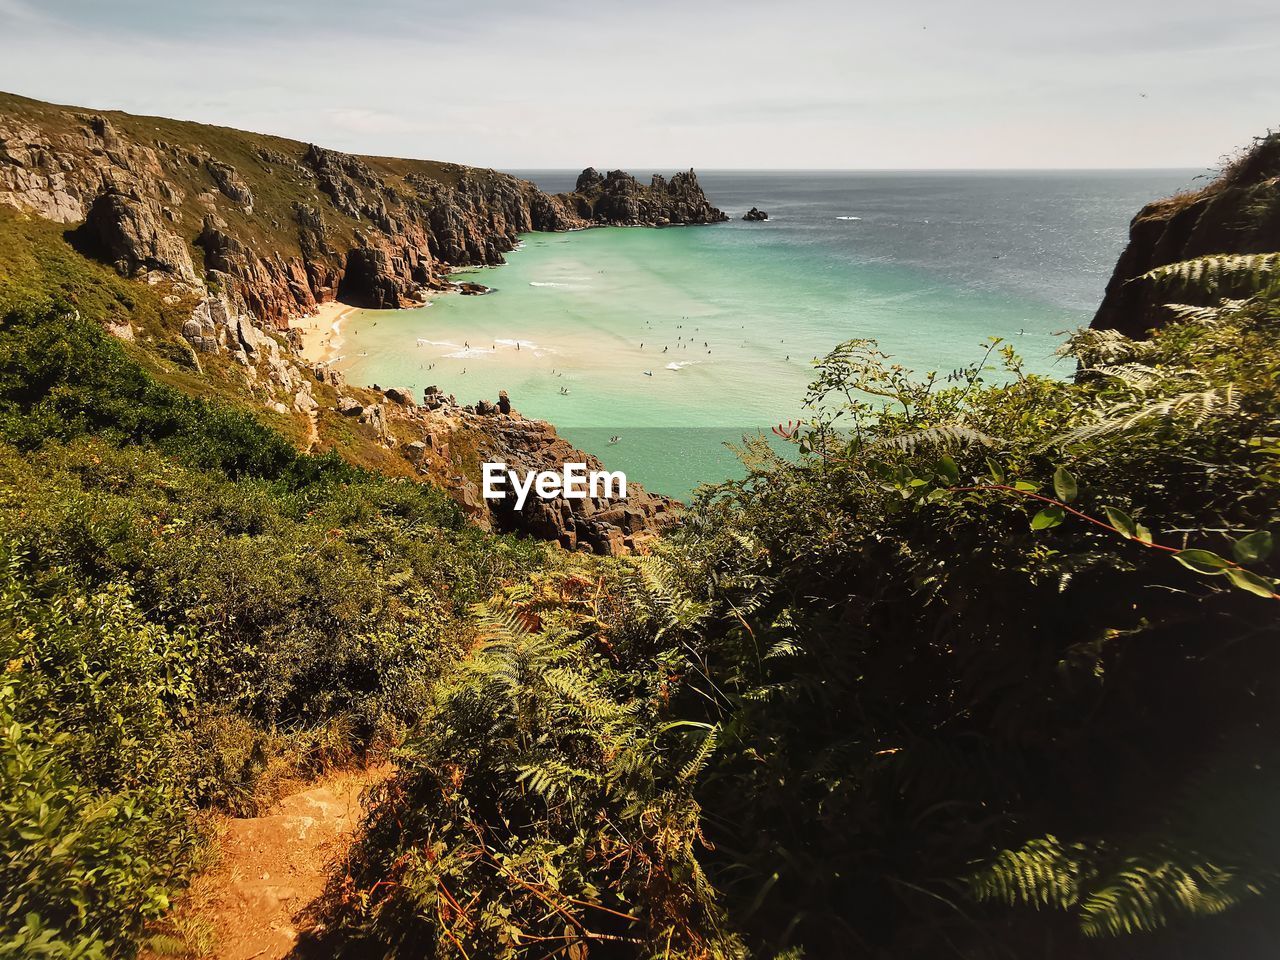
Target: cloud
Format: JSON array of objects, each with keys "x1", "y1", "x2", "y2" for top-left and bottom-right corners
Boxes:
[
  {"x1": 0, "y1": 0, "x2": 1276, "y2": 168},
  {"x1": 326, "y1": 108, "x2": 424, "y2": 136}
]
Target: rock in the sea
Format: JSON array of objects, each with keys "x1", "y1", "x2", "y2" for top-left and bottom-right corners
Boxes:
[
  {"x1": 742, "y1": 207, "x2": 769, "y2": 221},
  {"x1": 565, "y1": 168, "x2": 728, "y2": 226}
]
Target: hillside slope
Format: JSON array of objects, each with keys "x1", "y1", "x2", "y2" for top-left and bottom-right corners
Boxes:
[
  {"x1": 0, "y1": 92, "x2": 716, "y2": 551},
  {"x1": 0, "y1": 90, "x2": 725, "y2": 324}
]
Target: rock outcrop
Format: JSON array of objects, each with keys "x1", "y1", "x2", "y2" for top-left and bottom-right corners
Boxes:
[
  {"x1": 381, "y1": 386, "x2": 678, "y2": 555},
  {"x1": 566, "y1": 168, "x2": 728, "y2": 226},
  {"x1": 1092, "y1": 134, "x2": 1280, "y2": 338},
  {"x1": 72, "y1": 187, "x2": 197, "y2": 280},
  {"x1": 742, "y1": 207, "x2": 769, "y2": 221},
  {"x1": 0, "y1": 91, "x2": 703, "y2": 553},
  {"x1": 0, "y1": 92, "x2": 726, "y2": 338}
]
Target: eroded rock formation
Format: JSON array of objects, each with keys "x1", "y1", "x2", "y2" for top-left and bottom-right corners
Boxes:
[
  {"x1": 382, "y1": 386, "x2": 679, "y2": 554},
  {"x1": 0, "y1": 93, "x2": 726, "y2": 337},
  {"x1": 1092, "y1": 134, "x2": 1280, "y2": 337},
  {"x1": 0, "y1": 91, "x2": 711, "y2": 552},
  {"x1": 567, "y1": 167, "x2": 728, "y2": 226}
]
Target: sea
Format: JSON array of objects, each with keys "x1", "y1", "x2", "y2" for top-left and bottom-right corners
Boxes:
[{"x1": 335, "y1": 170, "x2": 1200, "y2": 499}]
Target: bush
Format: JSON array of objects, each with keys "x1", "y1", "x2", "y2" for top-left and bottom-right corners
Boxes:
[
  {"x1": 0, "y1": 302, "x2": 551, "y2": 954},
  {"x1": 669, "y1": 298, "x2": 1280, "y2": 956},
  {"x1": 0, "y1": 549, "x2": 198, "y2": 958}
]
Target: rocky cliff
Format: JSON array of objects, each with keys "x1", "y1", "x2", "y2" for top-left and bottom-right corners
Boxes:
[
  {"x1": 1092, "y1": 133, "x2": 1280, "y2": 337},
  {"x1": 378, "y1": 385, "x2": 679, "y2": 555},
  {"x1": 0, "y1": 91, "x2": 725, "y2": 330},
  {"x1": 0, "y1": 91, "x2": 717, "y2": 553}
]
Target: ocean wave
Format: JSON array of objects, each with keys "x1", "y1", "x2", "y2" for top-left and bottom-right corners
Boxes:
[
  {"x1": 529, "y1": 281, "x2": 568, "y2": 287},
  {"x1": 444, "y1": 347, "x2": 496, "y2": 359},
  {"x1": 495, "y1": 338, "x2": 547, "y2": 352},
  {"x1": 835, "y1": 216, "x2": 862, "y2": 221},
  {"x1": 665, "y1": 360, "x2": 703, "y2": 371}
]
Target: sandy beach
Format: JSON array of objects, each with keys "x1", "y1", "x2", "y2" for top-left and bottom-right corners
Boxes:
[{"x1": 291, "y1": 300, "x2": 355, "y2": 366}]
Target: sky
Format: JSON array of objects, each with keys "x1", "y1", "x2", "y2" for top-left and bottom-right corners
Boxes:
[{"x1": 1, "y1": 0, "x2": 1277, "y2": 171}]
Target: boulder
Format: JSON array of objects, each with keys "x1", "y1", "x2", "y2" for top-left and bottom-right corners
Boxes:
[
  {"x1": 73, "y1": 189, "x2": 197, "y2": 280},
  {"x1": 384, "y1": 386, "x2": 417, "y2": 407},
  {"x1": 204, "y1": 159, "x2": 254, "y2": 211},
  {"x1": 742, "y1": 207, "x2": 769, "y2": 221}
]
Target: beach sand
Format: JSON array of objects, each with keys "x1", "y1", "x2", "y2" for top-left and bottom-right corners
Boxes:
[{"x1": 291, "y1": 300, "x2": 355, "y2": 365}]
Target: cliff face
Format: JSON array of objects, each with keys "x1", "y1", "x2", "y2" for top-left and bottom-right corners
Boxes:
[
  {"x1": 0, "y1": 92, "x2": 725, "y2": 331},
  {"x1": 0, "y1": 91, "x2": 719, "y2": 553},
  {"x1": 396, "y1": 386, "x2": 679, "y2": 555},
  {"x1": 1092, "y1": 134, "x2": 1280, "y2": 337}
]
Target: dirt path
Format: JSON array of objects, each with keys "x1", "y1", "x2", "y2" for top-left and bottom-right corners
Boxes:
[
  {"x1": 304, "y1": 406, "x2": 320, "y2": 453},
  {"x1": 165, "y1": 767, "x2": 392, "y2": 960}
]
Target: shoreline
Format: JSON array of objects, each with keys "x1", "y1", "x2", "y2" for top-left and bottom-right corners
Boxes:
[{"x1": 291, "y1": 300, "x2": 356, "y2": 366}]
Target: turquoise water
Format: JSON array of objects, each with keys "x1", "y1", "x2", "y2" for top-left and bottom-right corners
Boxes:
[{"x1": 337, "y1": 171, "x2": 1197, "y2": 499}]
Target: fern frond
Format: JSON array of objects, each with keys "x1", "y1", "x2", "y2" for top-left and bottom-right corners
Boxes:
[
  {"x1": 1083, "y1": 363, "x2": 1166, "y2": 389},
  {"x1": 515, "y1": 759, "x2": 600, "y2": 802},
  {"x1": 543, "y1": 668, "x2": 633, "y2": 722},
  {"x1": 1056, "y1": 385, "x2": 1239, "y2": 445},
  {"x1": 969, "y1": 836, "x2": 1093, "y2": 910},
  {"x1": 1061, "y1": 327, "x2": 1154, "y2": 366},
  {"x1": 678, "y1": 725, "x2": 719, "y2": 784},
  {"x1": 1162, "y1": 299, "x2": 1252, "y2": 325},
  {"x1": 1078, "y1": 856, "x2": 1253, "y2": 938},
  {"x1": 872, "y1": 424, "x2": 999, "y2": 452},
  {"x1": 1136, "y1": 253, "x2": 1280, "y2": 293}
]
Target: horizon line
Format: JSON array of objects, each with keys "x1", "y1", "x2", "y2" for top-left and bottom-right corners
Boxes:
[{"x1": 506, "y1": 166, "x2": 1207, "y2": 173}]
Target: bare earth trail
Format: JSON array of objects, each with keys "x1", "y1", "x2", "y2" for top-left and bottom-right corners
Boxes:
[{"x1": 163, "y1": 767, "x2": 392, "y2": 960}]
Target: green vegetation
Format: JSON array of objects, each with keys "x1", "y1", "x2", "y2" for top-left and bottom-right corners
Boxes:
[
  {"x1": 0, "y1": 296, "x2": 549, "y2": 956},
  {"x1": 318, "y1": 293, "x2": 1279, "y2": 958},
  {"x1": 1, "y1": 119, "x2": 1278, "y2": 955}
]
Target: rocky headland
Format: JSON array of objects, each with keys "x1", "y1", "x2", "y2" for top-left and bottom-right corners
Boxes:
[
  {"x1": 1092, "y1": 133, "x2": 1280, "y2": 337},
  {"x1": 0, "y1": 90, "x2": 721, "y2": 551},
  {"x1": 566, "y1": 167, "x2": 728, "y2": 226}
]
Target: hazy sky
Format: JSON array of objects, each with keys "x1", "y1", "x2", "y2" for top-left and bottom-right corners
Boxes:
[{"x1": 1, "y1": 0, "x2": 1277, "y2": 171}]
